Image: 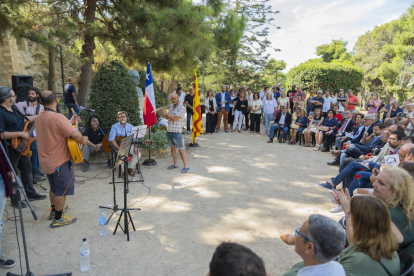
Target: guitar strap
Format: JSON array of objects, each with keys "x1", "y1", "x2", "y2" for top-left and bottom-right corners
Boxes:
[{"x1": 44, "y1": 108, "x2": 57, "y2": 113}]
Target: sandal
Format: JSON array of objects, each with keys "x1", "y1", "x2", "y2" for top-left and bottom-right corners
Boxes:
[
  {"x1": 181, "y1": 167, "x2": 190, "y2": 173},
  {"x1": 167, "y1": 165, "x2": 179, "y2": 170}
]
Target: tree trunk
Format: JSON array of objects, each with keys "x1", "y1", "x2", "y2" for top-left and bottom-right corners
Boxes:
[
  {"x1": 77, "y1": 0, "x2": 97, "y2": 107},
  {"x1": 160, "y1": 80, "x2": 164, "y2": 100},
  {"x1": 48, "y1": 47, "x2": 56, "y2": 92},
  {"x1": 165, "y1": 77, "x2": 176, "y2": 105}
]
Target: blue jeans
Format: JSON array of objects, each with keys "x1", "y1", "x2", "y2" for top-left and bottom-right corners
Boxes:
[
  {"x1": 346, "y1": 145, "x2": 365, "y2": 159},
  {"x1": 349, "y1": 171, "x2": 372, "y2": 196},
  {"x1": 332, "y1": 161, "x2": 365, "y2": 187},
  {"x1": 187, "y1": 112, "x2": 192, "y2": 132},
  {"x1": 66, "y1": 103, "x2": 80, "y2": 119},
  {"x1": 261, "y1": 108, "x2": 264, "y2": 119},
  {"x1": 264, "y1": 113, "x2": 273, "y2": 134},
  {"x1": 269, "y1": 124, "x2": 288, "y2": 140},
  {"x1": 0, "y1": 175, "x2": 6, "y2": 256},
  {"x1": 31, "y1": 139, "x2": 39, "y2": 171}
]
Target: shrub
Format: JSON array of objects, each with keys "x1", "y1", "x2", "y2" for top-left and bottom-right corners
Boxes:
[
  {"x1": 286, "y1": 61, "x2": 364, "y2": 93},
  {"x1": 89, "y1": 58, "x2": 142, "y2": 131},
  {"x1": 142, "y1": 127, "x2": 169, "y2": 150}
]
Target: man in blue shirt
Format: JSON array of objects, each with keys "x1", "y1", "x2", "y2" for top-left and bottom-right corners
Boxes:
[
  {"x1": 108, "y1": 111, "x2": 140, "y2": 178},
  {"x1": 383, "y1": 99, "x2": 403, "y2": 122},
  {"x1": 215, "y1": 85, "x2": 231, "y2": 133},
  {"x1": 63, "y1": 77, "x2": 80, "y2": 119}
]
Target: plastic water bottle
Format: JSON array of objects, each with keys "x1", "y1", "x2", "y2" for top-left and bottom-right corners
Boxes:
[
  {"x1": 80, "y1": 238, "x2": 90, "y2": 272},
  {"x1": 99, "y1": 209, "x2": 106, "y2": 236}
]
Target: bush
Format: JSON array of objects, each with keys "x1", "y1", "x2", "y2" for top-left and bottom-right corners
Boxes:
[
  {"x1": 286, "y1": 61, "x2": 364, "y2": 93},
  {"x1": 89, "y1": 58, "x2": 142, "y2": 131},
  {"x1": 142, "y1": 127, "x2": 169, "y2": 150}
]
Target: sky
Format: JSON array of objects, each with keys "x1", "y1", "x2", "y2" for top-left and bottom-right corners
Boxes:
[{"x1": 266, "y1": 0, "x2": 413, "y2": 71}]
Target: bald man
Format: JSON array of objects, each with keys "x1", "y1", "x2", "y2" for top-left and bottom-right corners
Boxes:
[
  {"x1": 36, "y1": 90, "x2": 88, "y2": 228},
  {"x1": 64, "y1": 77, "x2": 80, "y2": 119}
]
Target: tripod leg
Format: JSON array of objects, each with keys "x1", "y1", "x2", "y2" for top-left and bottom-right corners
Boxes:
[
  {"x1": 124, "y1": 210, "x2": 129, "y2": 241},
  {"x1": 113, "y1": 211, "x2": 123, "y2": 235},
  {"x1": 127, "y1": 211, "x2": 136, "y2": 231}
]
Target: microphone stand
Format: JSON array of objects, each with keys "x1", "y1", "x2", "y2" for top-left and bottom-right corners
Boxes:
[
  {"x1": 0, "y1": 133, "x2": 71, "y2": 276},
  {"x1": 81, "y1": 109, "x2": 120, "y2": 225}
]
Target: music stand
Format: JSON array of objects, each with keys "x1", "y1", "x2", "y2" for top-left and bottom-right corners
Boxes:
[
  {"x1": 112, "y1": 135, "x2": 141, "y2": 241},
  {"x1": 131, "y1": 125, "x2": 146, "y2": 182}
]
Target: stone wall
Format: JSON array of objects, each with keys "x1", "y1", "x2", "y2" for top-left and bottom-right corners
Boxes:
[{"x1": 0, "y1": 35, "x2": 80, "y2": 94}]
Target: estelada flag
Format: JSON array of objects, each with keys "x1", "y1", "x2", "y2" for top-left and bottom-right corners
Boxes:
[
  {"x1": 143, "y1": 61, "x2": 157, "y2": 127},
  {"x1": 192, "y1": 67, "x2": 203, "y2": 143}
]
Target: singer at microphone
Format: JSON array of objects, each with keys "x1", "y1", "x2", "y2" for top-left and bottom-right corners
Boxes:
[{"x1": 80, "y1": 106, "x2": 96, "y2": 112}]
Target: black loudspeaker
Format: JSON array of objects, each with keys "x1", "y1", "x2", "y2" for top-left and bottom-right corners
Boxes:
[{"x1": 11, "y1": 75, "x2": 33, "y2": 103}]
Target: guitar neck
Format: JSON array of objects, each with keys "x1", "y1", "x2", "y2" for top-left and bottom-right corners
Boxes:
[
  {"x1": 71, "y1": 108, "x2": 78, "y2": 130},
  {"x1": 27, "y1": 124, "x2": 36, "y2": 136}
]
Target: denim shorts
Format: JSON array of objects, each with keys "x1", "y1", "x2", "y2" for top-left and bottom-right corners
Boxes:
[
  {"x1": 167, "y1": 132, "x2": 184, "y2": 150},
  {"x1": 46, "y1": 161, "x2": 75, "y2": 196}
]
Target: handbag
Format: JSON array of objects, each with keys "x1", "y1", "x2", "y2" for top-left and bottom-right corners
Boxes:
[
  {"x1": 316, "y1": 126, "x2": 330, "y2": 131},
  {"x1": 290, "y1": 123, "x2": 299, "y2": 129}
]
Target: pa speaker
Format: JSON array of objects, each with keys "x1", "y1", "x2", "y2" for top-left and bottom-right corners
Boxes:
[{"x1": 11, "y1": 75, "x2": 33, "y2": 103}]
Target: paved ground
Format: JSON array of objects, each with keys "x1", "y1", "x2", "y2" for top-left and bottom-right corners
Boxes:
[{"x1": 2, "y1": 119, "x2": 343, "y2": 276}]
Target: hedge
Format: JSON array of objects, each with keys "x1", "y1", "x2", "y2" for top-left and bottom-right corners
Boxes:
[
  {"x1": 89, "y1": 58, "x2": 142, "y2": 132},
  {"x1": 286, "y1": 61, "x2": 364, "y2": 93}
]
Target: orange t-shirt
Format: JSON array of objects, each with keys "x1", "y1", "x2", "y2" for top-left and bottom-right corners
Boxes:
[{"x1": 35, "y1": 111, "x2": 77, "y2": 174}]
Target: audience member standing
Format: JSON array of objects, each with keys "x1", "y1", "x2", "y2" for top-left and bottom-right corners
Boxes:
[
  {"x1": 306, "y1": 90, "x2": 316, "y2": 116},
  {"x1": 279, "y1": 90, "x2": 289, "y2": 109},
  {"x1": 332, "y1": 89, "x2": 348, "y2": 116},
  {"x1": 245, "y1": 87, "x2": 253, "y2": 130},
  {"x1": 232, "y1": 91, "x2": 248, "y2": 133},
  {"x1": 287, "y1": 84, "x2": 297, "y2": 113},
  {"x1": 184, "y1": 88, "x2": 194, "y2": 134},
  {"x1": 366, "y1": 91, "x2": 382, "y2": 114},
  {"x1": 250, "y1": 92, "x2": 262, "y2": 133},
  {"x1": 205, "y1": 90, "x2": 217, "y2": 134},
  {"x1": 296, "y1": 85, "x2": 306, "y2": 100},
  {"x1": 310, "y1": 90, "x2": 324, "y2": 112},
  {"x1": 228, "y1": 89, "x2": 237, "y2": 130},
  {"x1": 346, "y1": 89, "x2": 359, "y2": 111},
  {"x1": 215, "y1": 85, "x2": 231, "y2": 133},
  {"x1": 322, "y1": 89, "x2": 333, "y2": 118},
  {"x1": 63, "y1": 77, "x2": 80, "y2": 119},
  {"x1": 260, "y1": 87, "x2": 268, "y2": 120},
  {"x1": 263, "y1": 92, "x2": 278, "y2": 134}
]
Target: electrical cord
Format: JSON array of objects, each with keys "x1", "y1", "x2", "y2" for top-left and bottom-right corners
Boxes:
[{"x1": 13, "y1": 203, "x2": 23, "y2": 276}]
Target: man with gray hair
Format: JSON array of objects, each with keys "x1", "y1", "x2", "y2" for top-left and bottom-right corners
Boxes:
[
  {"x1": 282, "y1": 214, "x2": 346, "y2": 276},
  {"x1": 383, "y1": 99, "x2": 403, "y2": 123}
]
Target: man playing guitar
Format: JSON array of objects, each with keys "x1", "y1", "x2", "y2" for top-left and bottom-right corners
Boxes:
[
  {"x1": 35, "y1": 91, "x2": 88, "y2": 228},
  {"x1": 0, "y1": 86, "x2": 46, "y2": 208},
  {"x1": 108, "y1": 111, "x2": 140, "y2": 178}
]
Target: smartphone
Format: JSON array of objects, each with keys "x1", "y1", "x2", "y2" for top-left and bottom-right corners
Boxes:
[{"x1": 400, "y1": 113, "x2": 407, "y2": 118}]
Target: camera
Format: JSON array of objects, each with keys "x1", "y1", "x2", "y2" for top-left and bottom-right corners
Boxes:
[{"x1": 338, "y1": 97, "x2": 347, "y2": 102}]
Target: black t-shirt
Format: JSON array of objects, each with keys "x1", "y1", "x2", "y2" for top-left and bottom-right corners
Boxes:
[
  {"x1": 185, "y1": 94, "x2": 194, "y2": 113},
  {"x1": 0, "y1": 105, "x2": 25, "y2": 142},
  {"x1": 235, "y1": 98, "x2": 248, "y2": 112},
  {"x1": 64, "y1": 83, "x2": 76, "y2": 104},
  {"x1": 83, "y1": 127, "x2": 106, "y2": 145}
]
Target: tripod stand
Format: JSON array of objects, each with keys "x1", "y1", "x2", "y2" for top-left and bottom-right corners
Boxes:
[{"x1": 0, "y1": 138, "x2": 71, "y2": 276}]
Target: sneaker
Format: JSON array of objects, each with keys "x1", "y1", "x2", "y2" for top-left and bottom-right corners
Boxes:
[
  {"x1": 48, "y1": 205, "x2": 69, "y2": 220},
  {"x1": 83, "y1": 162, "x2": 89, "y2": 172},
  {"x1": 10, "y1": 201, "x2": 27, "y2": 208},
  {"x1": 0, "y1": 255, "x2": 15, "y2": 269},
  {"x1": 27, "y1": 193, "x2": 47, "y2": 201},
  {"x1": 330, "y1": 205, "x2": 343, "y2": 213},
  {"x1": 225, "y1": 130, "x2": 229, "y2": 133},
  {"x1": 50, "y1": 213, "x2": 77, "y2": 228},
  {"x1": 37, "y1": 170, "x2": 45, "y2": 176},
  {"x1": 316, "y1": 182, "x2": 335, "y2": 192},
  {"x1": 267, "y1": 139, "x2": 273, "y2": 143}
]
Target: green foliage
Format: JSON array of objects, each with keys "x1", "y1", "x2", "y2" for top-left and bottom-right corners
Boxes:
[
  {"x1": 316, "y1": 39, "x2": 350, "y2": 63},
  {"x1": 142, "y1": 128, "x2": 169, "y2": 150},
  {"x1": 287, "y1": 61, "x2": 364, "y2": 93},
  {"x1": 89, "y1": 58, "x2": 141, "y2": 131}
]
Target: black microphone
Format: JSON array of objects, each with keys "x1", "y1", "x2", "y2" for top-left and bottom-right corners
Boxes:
[{"x1": 79, "y1": 106, "x2": 96, "y2": 112}]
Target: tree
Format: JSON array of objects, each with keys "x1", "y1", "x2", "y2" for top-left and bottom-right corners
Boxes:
[
  {"x1": 89, "y1": 58, "x2": 141, "y2": 131},
  {"x1": 316, "y1": 39, "x2": 350, "y2": 63}
]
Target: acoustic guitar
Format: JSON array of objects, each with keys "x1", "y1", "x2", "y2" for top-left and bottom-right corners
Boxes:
[
  {"x1": 11, "y1": 121, "x2": 36, "y2": 156},
  {"x1": 102, "y1": 135, "x2": 153, "y2": 153},
  {"x1": 67, "y1": 108, "x2": 83, "y2": 164}
]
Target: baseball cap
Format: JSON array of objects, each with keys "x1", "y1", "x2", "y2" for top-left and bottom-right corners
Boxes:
[
  {"x1": 347, "y1": 89, "x2": 353, "y2": 92},
  {"x1": 278, "y1": 83, "x2": 282, "y2": 86}
]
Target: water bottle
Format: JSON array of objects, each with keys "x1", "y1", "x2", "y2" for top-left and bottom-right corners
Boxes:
[
  {"x1": 99, "y1": 209, "x2": 106, "y2": 236},
  {"x1": 80, "y1": 238, "x2": 90, "y2": 272}
]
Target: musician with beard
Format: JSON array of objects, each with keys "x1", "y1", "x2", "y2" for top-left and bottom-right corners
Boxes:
[
  {"x1": 108, "y1": 111, "x2": 140, "y2": 178},
  {"x1": 15, "y1": 86, "x2": 44, "y2": 180}
]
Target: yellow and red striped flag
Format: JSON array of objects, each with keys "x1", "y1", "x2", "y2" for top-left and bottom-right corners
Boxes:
[{"x1": 192, "y1": 67, "x2": 203, "y2": 143}]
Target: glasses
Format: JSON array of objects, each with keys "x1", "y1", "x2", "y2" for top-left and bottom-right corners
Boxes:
[
  {"x1": 295, "y1": 228, "x2": 317, "y2": 254},
  {"x1": 11, "y1": 95, "x2": 17, "y2": 98},
  {"x1": 118, "y1": 116, "x2": 127, "y2": 118}
]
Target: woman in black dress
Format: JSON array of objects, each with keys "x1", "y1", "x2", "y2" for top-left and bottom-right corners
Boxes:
[
  {"x1": 232, "y1": 90, "x2": 248, "y2": 132},
  {"x1": 205, "y1": 90, "x2": 217, "y2": 134}
]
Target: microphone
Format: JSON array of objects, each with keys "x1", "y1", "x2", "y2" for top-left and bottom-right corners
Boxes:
[{"x1": 79, "y1": 106, "x2": 96, "y2": 112}]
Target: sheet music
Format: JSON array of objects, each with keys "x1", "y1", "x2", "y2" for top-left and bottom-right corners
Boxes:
[{"x1": 132, "y1": 125, "x2": 147, "y2": 139}]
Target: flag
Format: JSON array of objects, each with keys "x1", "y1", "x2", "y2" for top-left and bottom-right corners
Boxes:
[
  {"x1": 192, "y1": 67, "x2": 203, "y2": 143},
  {"x1": 143, "y1": 62, "x2": 157, "y2": 127}
]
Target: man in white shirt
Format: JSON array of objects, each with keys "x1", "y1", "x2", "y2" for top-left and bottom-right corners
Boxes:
[
  {"x1": 282, "y1": 215, "x2": 346, "y2": 276},
  {"x1": 322, "y1": 89, "x2": 334, "y2": 117}
]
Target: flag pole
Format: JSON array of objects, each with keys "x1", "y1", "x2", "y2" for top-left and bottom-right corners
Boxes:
[
  {"x1": 189, "y1": 67, "x2": 202, "y2": 147},
  {"x1": 143, "y1": 59, "x2": 157, "y2": 165}
]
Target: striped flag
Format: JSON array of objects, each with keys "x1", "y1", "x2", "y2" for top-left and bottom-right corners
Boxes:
[
  {"x1": 143, "y1": 62, "x2": 157, "y2": 127},
  {"x1": 192, "y1": 67, "x2": 203, "y2": 143}
]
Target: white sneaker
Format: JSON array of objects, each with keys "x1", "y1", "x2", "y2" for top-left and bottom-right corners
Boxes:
[{"x1": 329, "y1": 205, "x2": 343, "y2": 213}]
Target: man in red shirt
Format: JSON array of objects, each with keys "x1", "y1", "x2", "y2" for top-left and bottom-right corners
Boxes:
[
  {"x1": 287, "y1": 84, "x2": 297, "y2": 113},
  {"x1": 346, "y1": 89, "x2": 359, "y2": 111}
]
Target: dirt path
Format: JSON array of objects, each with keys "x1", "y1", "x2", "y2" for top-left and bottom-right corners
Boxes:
[{"x1": 3, "y1": 120, "x2": 343, "y2": 276}]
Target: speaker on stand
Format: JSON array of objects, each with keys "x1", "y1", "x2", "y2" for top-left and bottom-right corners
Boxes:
[{"x1": 12, "y1": 75, "x2": 33, "y2": 103}]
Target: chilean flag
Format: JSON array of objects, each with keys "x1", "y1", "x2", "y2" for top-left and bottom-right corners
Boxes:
[{"x1": 143, "y1": 62, "x2": 157, "y2": 127}]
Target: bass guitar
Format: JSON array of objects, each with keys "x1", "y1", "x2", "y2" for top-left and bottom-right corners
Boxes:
[
  {"x1": 67, "y1": 108, "x2": 83, "y2": 164},
  {"x1": 11, "y1": 121, "x2": 36, "y2": 156}
]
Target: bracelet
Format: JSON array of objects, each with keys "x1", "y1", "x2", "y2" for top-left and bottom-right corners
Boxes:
[{"x1": 345, "y1": 215, "x2": 351, "y2": 218}]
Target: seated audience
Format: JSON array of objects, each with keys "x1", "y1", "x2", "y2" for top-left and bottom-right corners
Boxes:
[
  {"x1": 333, "y1": 110, "x2": 354, "y2": 150},
  {"x1": 282, "y1": 215, "x2": 346, "y2": 276},
  {"x1": 333, "y1": 106, "x2": 343, "y2": 122},
  {"x1": 312, "y1": 109, "x2": 338, "y2": 151},
  {"x1": 207, "y1": 242, "x2": 272, "y2": 276},
  {"x1": 289, "y1": 109, "x2": 307, "y2": 145},
  {"x1": 267, "y1": 106, "x2": 292, "y2": 143},
  {"x1": 303, "y1": 108, "x2": 323, "y2": 147}
]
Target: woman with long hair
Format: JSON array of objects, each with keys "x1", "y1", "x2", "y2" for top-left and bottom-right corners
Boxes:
[
  {"x1": 366, "y1": 91, "x2": 382, "y2": 114},
  {"x1": 250, "y1": 92, "x2": 262, "y2": 133},
  {"x1": 262, "y1": 91, "x2": 278, "y2": 134},
  {"x1": 294, "y1": 94, "x2": 305, "y2": 110},
  {"x1": 313, "y1": 109, "x2": 338, "y2": 151},
  {"x1": 303, "y1": 108, "x2": 324, "y2": 147},
  {"x1": 289, "y1": 109, "x2": 308, "y2": 145},
  {"x1": 205, "y1": 90, "x2": 217, "y2": 134},
  {"x1": 278, "y1": 90, "x2": 289, "y2": 109},
  {"x1": 228, "y1": 89, "x2": 237, "y2": 130},
  {"x1": 232, "y1": 90, "x2": 248, "y2": 133}
]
